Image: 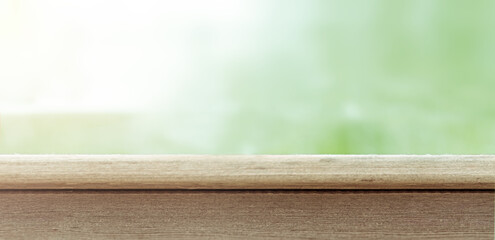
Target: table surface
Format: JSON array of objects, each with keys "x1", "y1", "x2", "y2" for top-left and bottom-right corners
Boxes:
[{"x1": 1, "y1": 155, "x2": 494, "y2": 189}]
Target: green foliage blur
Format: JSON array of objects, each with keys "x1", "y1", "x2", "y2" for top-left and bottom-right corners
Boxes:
[{"x1": 1, "y1": 0, "x2": 495, "y2": 154}]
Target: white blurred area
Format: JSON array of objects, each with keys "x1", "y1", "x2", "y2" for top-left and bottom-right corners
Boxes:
[
  {"x1": 0, "y1": 0, "x2": 270, "y2": 113},
  {"x1": 0, "y1": 0, "x2": 321, "y2": 153}
]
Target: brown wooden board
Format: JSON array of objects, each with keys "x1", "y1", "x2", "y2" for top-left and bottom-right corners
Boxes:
[
  {"x1": 1, "y1": 155, "x2": 494, "y2": 189},
  {"x1": 0, "y1": 190, "x2": 493, "y2": 239}
]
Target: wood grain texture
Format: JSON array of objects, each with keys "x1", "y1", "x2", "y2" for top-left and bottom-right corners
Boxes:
[
  {"x1": 0, "y1": 155, "x2": 494, "y2": 189},
  {"x1": 0, "y1": 190, "x2": 493, "y2": 239}
]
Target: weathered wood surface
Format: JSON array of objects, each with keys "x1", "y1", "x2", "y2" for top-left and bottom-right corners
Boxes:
[
  {"x1": 0, "y1": 155, "x2": 494, "y2": 189},
  {"x1": 0, "y1": 190, "x2": 493, "y2": 239}
]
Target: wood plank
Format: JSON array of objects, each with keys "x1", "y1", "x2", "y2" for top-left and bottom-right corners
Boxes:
[
  {"x1": 0, "y1": 155, "x2": 494, "y2": 189},
  {"x1": 0, "y1": 190, "x2": 493, "y2": 239}
]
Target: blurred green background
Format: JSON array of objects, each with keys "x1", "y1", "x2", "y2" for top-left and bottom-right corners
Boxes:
[{"x1": 1, "y1": 0, "x2": 495, "y2": 154}]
